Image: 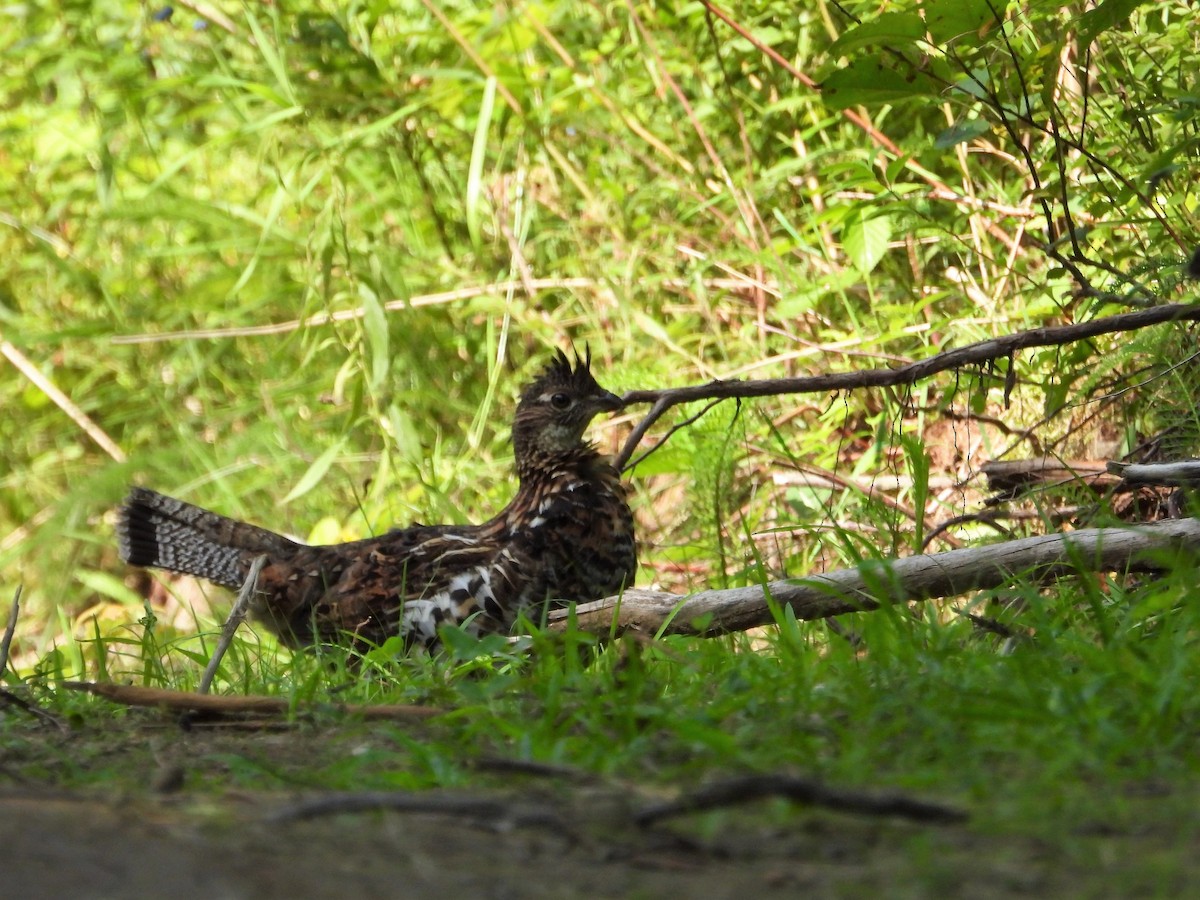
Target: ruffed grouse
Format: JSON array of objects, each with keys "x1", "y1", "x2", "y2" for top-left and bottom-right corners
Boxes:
[{"x1": 117, "y1": 350, "x2": 636, "y2": 650}]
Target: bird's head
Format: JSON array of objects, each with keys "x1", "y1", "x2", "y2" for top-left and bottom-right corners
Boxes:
[{"x1": 512, "y1": 347, "x2": 623, "y2": 467}]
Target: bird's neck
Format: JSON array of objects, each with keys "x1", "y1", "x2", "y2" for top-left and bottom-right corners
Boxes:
[
  {"x1": 513, "y1": 443, "x2": 610, "y2": 484},
  {"x1": 483, "y1": 445, "x2": 618, "y2": 537}
]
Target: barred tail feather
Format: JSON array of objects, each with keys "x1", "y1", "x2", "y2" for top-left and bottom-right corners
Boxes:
[{"x1": 118, "y1": 487, "x2": 300, "y2": 589}]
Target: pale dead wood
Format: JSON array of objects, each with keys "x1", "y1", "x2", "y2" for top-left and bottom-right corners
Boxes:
[
  {"x1": 549, "y1": 519, "x2": 1200, "y2": 638},
  {"x1": 64, "y1": 682, "x2": 442, "y2": 721},
  {"x1": 616, "y1": 302, "x2": 1200, "y2": 470},
  {"x1": 1108, "y1": 460, "x2": 1200, "y2": 487},
  {"x1": 1, "y1": 339, "x2": 126, "y2": 462},
  {"x1": 197, "y1": 555, "x2": 265, "y2": 695},
  {"x1": 174, "y1": 1, "x2": 238, "y2": 35},
  {"x1": 109, "y1": 276, "x2": 766, "y2": 345}
]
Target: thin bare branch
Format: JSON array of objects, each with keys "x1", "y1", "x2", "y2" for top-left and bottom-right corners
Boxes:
[
  {"x1": 634, "y1": 774, "x2": 967, "y2": 826},
  {"x1": 623, "y1": 398, "x2": 724, "y2": 473},
  {"x1": 0, "y1": 687, "x2": 67, "y2": 729},
  {"x1": 174, "y1": 1, "x2": 238, "y2": 34},
  {"x1": 2, "y1": 587, "x2": 68, "y2": 729},
  {"x1": 197, "y1": 555, "x2": 266, "y2": 695},
  {"x1": 1, "y1": 339, "x2": 126, "y2": 462},
  {"x1": 615, "y1": 302, "x2": 1200, "y2": 469},
  {"x1": 268, "y1": 791, "x2": 567, "y2": 831},
  {"x1": 109, "y1": 277, "x2": 765, "y2": 345}
]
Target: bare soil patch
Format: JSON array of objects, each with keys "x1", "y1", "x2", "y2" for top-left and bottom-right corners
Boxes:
[{"x1": 1, "y1": 721, "x2": 1191, "y2": 898}]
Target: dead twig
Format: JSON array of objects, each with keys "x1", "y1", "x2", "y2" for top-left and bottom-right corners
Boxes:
[
  {"x1": 267, "y1": 791, "x2": 569, "y2": 833},
  {"x1": 197, "y1": 555, "x2": 265, "y2": 695},
  {"x1": 634, "y1": 774, "x2": 967, "y2": 826},
  {"x1": 0, "y1": 688, "x2": 68, "y2": 730},
  {"x1": 1, "y1": 339, "x2": 126, "y2": 462},
  {"x1": 624, "y1": 398, "x2": 725, "y2": 473},
  {"x1": 268, "y1": 775, "x2": 964, "y2": 832},
  {"x1": 1108, "y1": 460, "x2": 1200, "y2": 487},
  {"x1": 109, "y1": 277, "x2": 765, "y2": 345},
  {"x1": 615, "y1": 302, "x2": 1200, "y2": 470},
  {"x1": 0, "y1": 585, "x2": 66, "y2": 729},
  {"x1": 63, "y1": 682, "x2": 442, "y2": 721}
]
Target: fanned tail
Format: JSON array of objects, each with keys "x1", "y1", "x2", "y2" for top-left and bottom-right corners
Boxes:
[{"x1": 118, "y1": 487, "x2": 300, "y2": 589}]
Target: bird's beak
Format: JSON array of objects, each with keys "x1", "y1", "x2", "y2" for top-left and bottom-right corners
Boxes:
[{"x1": 595, "y1": 390, "x2": 625, "y2": 413}]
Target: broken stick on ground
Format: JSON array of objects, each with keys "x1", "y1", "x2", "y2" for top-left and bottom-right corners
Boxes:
[{"x1": 197, "y1": 554, "x2": 266, "y2": 695}]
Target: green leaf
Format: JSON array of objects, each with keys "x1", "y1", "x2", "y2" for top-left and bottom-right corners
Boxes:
[
  {"x1": 828, "y1": 13, "x2": 925, "y2": 56},
  {"x1": 359, "y1": 283, "x2": 389, "y2": 392},
  {"x1": 75, "y1": 570, "x2": 145, "y2": 607},
  {"x1": 951, "y1": 68, "x2": 991, "y2": 101},
  {"x1": 386, "y1": 403, "x2": 422, "y2": 460},
  {"x1": 1077, "y1": 0, "x2": 1154, "y2": 47},
  {"x1": 822, "y1": 55, "x2": 941, "y2": 109},
  {"x1": 900, "y1": 434, "x2": 930, "y2": 551},
  {"x1": 466, "y1": 76, "x2": 498, "y2": 247},
  {"x1": 632, "y1": 309, "x2": 674, "y2": 347},
  {"x1": 934, "y1": 118, "x2": 991, "y2": 148},
  {"x1": 281, "y1": 439, "x2": 347, "y2": 505},
  {"x1": 306, "y1": 516, "x2": 345, "y2": 545},
  {"x1": 842, "y1": 209, "x2": 892, "y2": 274},
  {"x1": 921, "y1": 0, "x2": 996, "y2": 46}
]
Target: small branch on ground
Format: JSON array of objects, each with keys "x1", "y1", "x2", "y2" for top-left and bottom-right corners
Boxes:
[
  {"x1": 64, "y1": 682, "x2": 442, "y2": 721},
  {"x1": 0, "y1": 688, "x2": 68, "y2": 729},
  {"x1": 197, "y1": 554, "x2": 265, "y2": 695},
  {"x1": 549, "y1": 518, "x2": 1200, "y2": 638},
  {"x1": 267, "y1": 791, "x2": 570, "y2": 834},
  {"x1": 633, "y1": 774, "x2": 967, "y2": 826},
  {"x1": 616, "y1": 302, "x2": 1200, "y2": 470},
  {"x1": 266, "y1": 775, "x2": 964, "y2": 832}
]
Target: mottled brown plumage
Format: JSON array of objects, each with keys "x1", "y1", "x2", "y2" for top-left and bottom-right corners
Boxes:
[{"x1": 118, "y1": 350, "x2": 636, "y2": 650}]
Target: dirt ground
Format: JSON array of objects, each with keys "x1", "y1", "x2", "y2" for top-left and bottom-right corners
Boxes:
[
  {"x1": 0, "y1": 786, "x2": 1018, "y2": 899},
  {"x1": 1, "y1": 720, "x2": 1192, "y2": 898}
]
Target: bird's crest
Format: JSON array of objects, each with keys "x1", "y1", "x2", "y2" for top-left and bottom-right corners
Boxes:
[{"x1": 522, "y1": 345, "x2": 601, "y2": 402}]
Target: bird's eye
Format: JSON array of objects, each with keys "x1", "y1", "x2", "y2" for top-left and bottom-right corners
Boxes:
[{"x1": 550, "y1": 392, "x2": 572, "y2": 409}]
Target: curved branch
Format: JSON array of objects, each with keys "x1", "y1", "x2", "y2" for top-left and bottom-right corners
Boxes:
[{"x1": 615, "y1": 302, "x2": 1200, "y2": 470}]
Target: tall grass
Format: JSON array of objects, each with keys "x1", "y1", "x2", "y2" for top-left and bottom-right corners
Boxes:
[{"x1": 3, "y1": 6, "x2": 1200, "y2": 871}]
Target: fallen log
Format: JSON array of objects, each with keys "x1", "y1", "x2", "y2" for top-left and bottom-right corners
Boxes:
[{"x1": 550, "y1": 518, "x2": 1200, "y2": 637}]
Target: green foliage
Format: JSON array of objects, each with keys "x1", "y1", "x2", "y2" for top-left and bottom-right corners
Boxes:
[{"x1": 2, "y1": 0, "x2": 1200, "y2": 882}]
